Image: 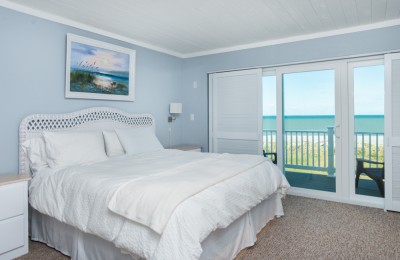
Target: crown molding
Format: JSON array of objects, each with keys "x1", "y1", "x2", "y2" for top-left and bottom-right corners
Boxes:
[
  {"x1": 183, "y1": 19, "x2": 400, "y2": 58},
  {"x1": 0, "y1": 0, "x2": 184, "y2": 58}
]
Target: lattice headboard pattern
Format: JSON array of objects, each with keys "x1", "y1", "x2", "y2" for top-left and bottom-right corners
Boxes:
[{"x1": 19, "y1": 107, "x2": 155, "y2": 176}]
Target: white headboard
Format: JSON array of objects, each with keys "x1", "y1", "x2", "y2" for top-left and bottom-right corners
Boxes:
[{"x1": 19, "y1": 107, "x2": 155, "y2": 176}]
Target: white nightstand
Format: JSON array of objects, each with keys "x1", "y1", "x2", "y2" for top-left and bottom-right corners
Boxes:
[
  {"x1": 0, "y1": 175, "x2": 30, "y2": 260},
  {"x1": 171, "y1": 145, "x2": 202, "y2": 152}
]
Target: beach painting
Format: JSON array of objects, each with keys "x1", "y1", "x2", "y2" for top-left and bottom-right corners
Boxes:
[{"x1": 65, "y1": 34, "x2": 135, "y2": 101}]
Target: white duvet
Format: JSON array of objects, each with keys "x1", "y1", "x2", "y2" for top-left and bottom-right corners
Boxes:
[
  {"x1": 29, "y1": 150, "x2": 289, "y2": 259},
  {"x1": 109, "y1": 153, "x2": 268, "y2": 234}
]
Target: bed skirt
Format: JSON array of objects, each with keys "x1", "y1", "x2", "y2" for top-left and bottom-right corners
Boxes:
[{"x1": 30, "y1": 193, "x2": 283, "y2": 260}]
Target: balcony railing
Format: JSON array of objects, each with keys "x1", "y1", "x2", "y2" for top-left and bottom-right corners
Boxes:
[{"x1": 263, "y1": 128, "x2": 384, "y2": 175}]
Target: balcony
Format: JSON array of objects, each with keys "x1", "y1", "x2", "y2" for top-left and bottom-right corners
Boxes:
[{"x1": 263, "y1": 128, "x2": 384, "y2": 197}]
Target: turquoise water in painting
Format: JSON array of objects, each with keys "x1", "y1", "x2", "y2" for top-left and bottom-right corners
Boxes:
[
  {"x1": 70, "y1": 69, "x2": 129, "y2": 96},
  {"x1": 263, "y1": 115, "x2": 384, "y2": 133}
]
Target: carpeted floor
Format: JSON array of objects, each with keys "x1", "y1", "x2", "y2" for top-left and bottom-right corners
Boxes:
[
  {"x1": 17, "y1": 195, "x2": 400, "y2": 260},
  {"x1": 17, "y1": 240, "x2": 68, "y2": 260}
]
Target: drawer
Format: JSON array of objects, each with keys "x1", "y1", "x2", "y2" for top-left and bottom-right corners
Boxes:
[
  {"x1": 0, "y1": 182, "x2": 25, "y2": 221},
  {"x1": 0, "y1": 215, "x2": 25, "y2": 255}
]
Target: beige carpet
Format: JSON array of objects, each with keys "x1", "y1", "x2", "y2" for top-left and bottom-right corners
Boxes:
[{"x1": 17, "y1": 195, "x2": 400, "y2": 260}]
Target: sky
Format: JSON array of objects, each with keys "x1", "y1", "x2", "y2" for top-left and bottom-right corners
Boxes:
[
  {"x1": 71, "y1": 42, "x2": 130, "y2": 72},
  {"x1": 263, "y1": 65, "x2": 384, "y2": 116}
]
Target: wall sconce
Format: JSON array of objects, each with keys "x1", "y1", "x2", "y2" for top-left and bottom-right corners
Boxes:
[{"x1": 168, "y1": 103, "x2": 182, "y2": 122}]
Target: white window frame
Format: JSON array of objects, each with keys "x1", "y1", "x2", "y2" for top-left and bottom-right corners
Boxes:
[
  {"x1": 384, "y1": 53, "x2": 400, "y2": 212},
  {"x1": 347, "y1": 58, "x2": 385, "y2": 208},
  {"x1": 273, "y1": 56, "x2": 385, "y2": 208},
  {"x1": 274, "y1": 61, "x2": 343, "y2": 201}
]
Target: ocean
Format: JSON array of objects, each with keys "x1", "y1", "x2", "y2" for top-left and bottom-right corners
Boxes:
[{"x1": 263, "y1": 115, "x2": 384, "y2": 133}]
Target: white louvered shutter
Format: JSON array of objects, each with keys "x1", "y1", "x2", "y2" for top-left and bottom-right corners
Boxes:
[
  {"x1": 385, "y1": 53, "x2": 400, "y2": 212},
  {"x1": 209, "y1": 69, "x2": 262, "y2": 155}
]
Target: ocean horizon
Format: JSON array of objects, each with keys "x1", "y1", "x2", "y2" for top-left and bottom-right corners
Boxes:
[{"x1": 263, "y1": 115, "x2": 384, "y2": 132}]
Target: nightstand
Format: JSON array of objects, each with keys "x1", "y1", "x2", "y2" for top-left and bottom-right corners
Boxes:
[
  {"x1": 171, "y1": 145, "x2": 202, "y2": 152},
  {"x1": 0, "y1": 175, "x2": 30, "y2": 260}
]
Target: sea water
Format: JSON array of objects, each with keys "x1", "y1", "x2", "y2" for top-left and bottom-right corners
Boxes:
[{"x1": 263, "y1": 115, "x2": 384, "y2": 133}]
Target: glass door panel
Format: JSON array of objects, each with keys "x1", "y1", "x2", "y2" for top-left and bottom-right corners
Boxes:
[
  {"x1": 353, "y1": 64, "x2": 384, "y2": 198},
  {"x1": 283, "y1": 69, "x2": 336, "y2": 192},
  {"x1": 262, "y1": 73, "x2": 277, "y2": 164}
]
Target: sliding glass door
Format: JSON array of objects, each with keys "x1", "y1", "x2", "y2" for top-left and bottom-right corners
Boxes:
[
  {"x1": 262, "y1": 71, "x2": 277, "y2": 163},
  {"x1": 349, "y1": 60, "x2": 385, "y2": 200},
  {"x1": 210, "y1": 54, "x2": 391, "y2": 207},
  {"x1": 281, "y1": 66, "x2": 338, "y2": 192}
]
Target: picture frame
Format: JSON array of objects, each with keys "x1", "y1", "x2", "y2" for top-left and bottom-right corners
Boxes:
[{"x1": 65, "y1": 33, "x2": 136, "y2": 101}]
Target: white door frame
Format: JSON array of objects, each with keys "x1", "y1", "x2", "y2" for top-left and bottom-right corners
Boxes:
[
  {"x1": 384, "y1": 53, "x2": 400, "y2": 212},
  {"x1": 347, "y1": 58, "x2": 385, "y2": 207},
  {"x1": 275, "y1": 60, "x2": 343, "y2": 200},
  {"x1": 207, "y1": 54, "x2": 390, "y2": 209},
  {"x1": 274, "y1": 57, "x2": 386, "y2": 208}
]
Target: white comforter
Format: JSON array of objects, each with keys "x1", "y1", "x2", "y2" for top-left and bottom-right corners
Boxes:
[
  {"x1": 29, "y1": 150, "x2": 289, "y2": 259},
  {"x1": 109, "y1": 153, "x2": 267, "y2": 234}
]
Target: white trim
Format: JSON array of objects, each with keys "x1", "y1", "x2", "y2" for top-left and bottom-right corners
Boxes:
[
  {"x1": 257, "y1": 69, "x2": 263, "y2": 156},
  {"x1": 334, "y1": 63, "x2": 344, "y2": 197},
  {"x1": 347, "y1": 59, "x2": 384, "y2": 200},
  {"x1": 276, "y1": 61, "x2": 343, "y2": 195},
  {"x1": 208, "y1": 74, "x2": 214, "y2": 153},
  {"x1": 288, "y1": 187, "x2": 384, "y2": 209},
  {"x1": 275, "y1": 71, "x2": 283, "y2": 171},
  {"x1": 384, "y1": 53, "x2": 400, "y2": 212},
  {"x1": 184, "y1": 19, "x2": 400, "y2": 58},
  {"x1": 384, "y1": 54, "x2": 393, "y2": 211},
  {"x1": 270, "y1": 56, "x2": 388, "y2": 208},
  {"x1": 0, "y1": 0, "x2": 184, "y2": 58},
  {"x1": 206, "y1": 51, "x2": 397, "y2": 75},
  {"x1": 1, "y1": 0, "x2": 400, "y2": 59},
  {"x1": 338, "y1": 63, "x2": 348, "y2": 197}
]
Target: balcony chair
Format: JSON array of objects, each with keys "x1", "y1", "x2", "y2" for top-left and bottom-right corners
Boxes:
[
  {"x1": 263, "y1": 150, "x2": 277, "y2": 165},
  {"x1": 355, "y1": 158, "x2": 384, "y2": 197}
]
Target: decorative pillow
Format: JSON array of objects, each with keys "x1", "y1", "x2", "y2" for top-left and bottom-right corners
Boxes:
[
  {"x1": 103, "y1": 130, "x2": 125, "y2": 157},
  {"x1": 43, "y1": 131, "x2": 108, "y2": 168},
  {"x1": 21, "y1": 136, "x2": 49, "y2": 176},
  {"x1": 115, "y1": 127, "x2": 164, "y2": 155}
]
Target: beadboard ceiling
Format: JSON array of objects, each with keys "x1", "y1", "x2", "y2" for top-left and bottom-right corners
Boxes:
[{"x1": 3, "y1": 0, "x2": 400, "y2": 57}]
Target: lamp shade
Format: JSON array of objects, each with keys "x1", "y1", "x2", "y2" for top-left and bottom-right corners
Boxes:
[{"x1": 170, "y1": 103, "x2": 182, "y2": 114}]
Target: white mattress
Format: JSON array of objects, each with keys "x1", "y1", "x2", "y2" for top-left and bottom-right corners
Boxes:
[{"x1": 29, "y1": 150, "x2": 289, "y2": 259}]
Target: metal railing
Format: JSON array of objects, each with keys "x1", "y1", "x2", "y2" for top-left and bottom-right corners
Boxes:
[{"x1": 263, "y1": 128, "x2": 384, "y2": 174}]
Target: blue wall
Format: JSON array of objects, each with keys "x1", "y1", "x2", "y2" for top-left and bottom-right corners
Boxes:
[
  {"x1": 2, "y1": 6, "x2": 400, "y2": 175},
  {"x1": 181, "y1": 25, "x2": 400, "y2": 152},
  {"x1": 0, "y1": 7, "x2": 184, "y2": 174}
]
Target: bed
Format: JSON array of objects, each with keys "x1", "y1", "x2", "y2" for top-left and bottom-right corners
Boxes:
[{"x1": 19, "y1": 107, "x2": 289, "y2": 260}]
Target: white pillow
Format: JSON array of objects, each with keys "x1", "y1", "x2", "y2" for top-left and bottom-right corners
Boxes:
[
  {"x1": 103, "y1": 130, "x2": 125, "y2": 157},
  {"x1": 115, "y1": 127, "x2": 164, "y2": 155},
  {"x1": 21, "y1": 136, "x2": 49, "y2": 176},
  {"x1": 43, "y1": 131, "x2": 108, "y2": 168}
]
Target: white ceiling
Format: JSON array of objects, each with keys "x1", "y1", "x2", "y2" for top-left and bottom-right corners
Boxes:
[{"x1": 3, "y1": 0, "x2": 400, "y2": 57}]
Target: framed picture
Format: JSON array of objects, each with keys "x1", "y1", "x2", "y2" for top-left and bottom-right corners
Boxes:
[{"x1": 65, "y1": 33, "x2": 135, "y2": 101}]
